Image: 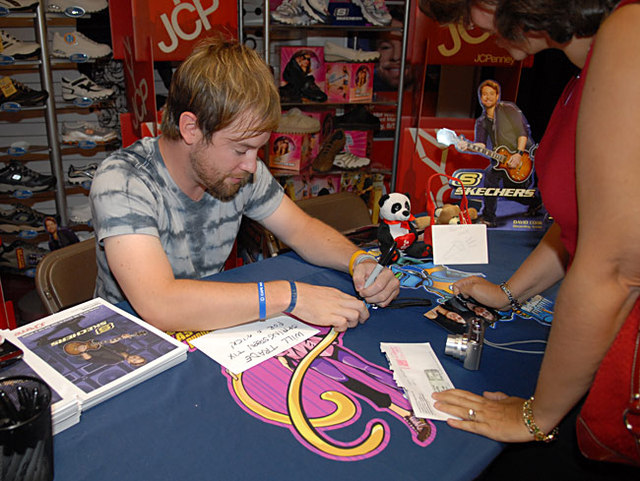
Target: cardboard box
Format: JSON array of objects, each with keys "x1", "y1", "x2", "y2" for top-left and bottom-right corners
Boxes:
[
  {"x1": 343, "y1": 130, "x2": 372, "y2": 158},
  {"x1": 280, "y1": 46, "x2": 326, "y2": 94},
  {"x1": 326, "y1": 62, "x2": 374, "y2": 103},
  {"x1": 268, "y1": 132, "x2": 311, "y2": 172}
]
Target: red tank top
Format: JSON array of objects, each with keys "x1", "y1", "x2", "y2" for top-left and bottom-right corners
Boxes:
[{"x1": 535, "y1": 0, "x2": 639, "y2": 261}]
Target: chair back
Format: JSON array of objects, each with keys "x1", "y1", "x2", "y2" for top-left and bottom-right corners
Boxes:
[
  {"x1": 35, "y1": 238, "x2": 97, "y2": 314},
  {"x1": 295, "y1": 192, "x2": 372, "y2": 232}
]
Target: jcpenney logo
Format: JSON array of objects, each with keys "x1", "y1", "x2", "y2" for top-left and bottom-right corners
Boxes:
[{"x1": 157, "y1": 0, "x2": 221, "y2": 54}]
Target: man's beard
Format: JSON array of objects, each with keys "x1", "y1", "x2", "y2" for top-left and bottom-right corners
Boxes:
[{"x1": 189, "y1": 151, "x2": 252, "y2": 201}]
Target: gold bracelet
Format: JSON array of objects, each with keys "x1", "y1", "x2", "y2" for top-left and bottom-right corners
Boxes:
[{"x1": 522, "y1": 396, "x2": 559, "y2": 443}]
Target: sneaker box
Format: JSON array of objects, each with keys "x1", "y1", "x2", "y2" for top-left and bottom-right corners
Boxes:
[
  {"x1": 343, "y1": 130, "x2": 372, "y2": 158},
  {"x1": 281, "y1": 173, "x2": 342, "y2": 201},
  {"x1": 268, "y1": 132, "x2": 311, "y2": 172},
  {"x1": 279, "y1": 46, "x2": 326, "y2": 93},
  {"x1": 329, "y1": 2, "x2": 367, "y2": 26},
  {"x1": 326, "y1": 62, "x2": 374, "y2": 103}
]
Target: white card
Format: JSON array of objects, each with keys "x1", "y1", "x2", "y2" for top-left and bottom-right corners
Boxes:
[
  {"x1": 191, "y1": 315, "x2": 319, "y2": 374},
  {"x1": 432, "y1": 224, "x2": 488, "y2": 265}
]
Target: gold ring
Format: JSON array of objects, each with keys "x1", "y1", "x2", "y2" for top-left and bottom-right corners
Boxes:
[{"x1": 468, "y1": 408, "x2": 477, "y2": 421}]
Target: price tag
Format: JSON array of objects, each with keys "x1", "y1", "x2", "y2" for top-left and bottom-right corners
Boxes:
[{"x1": 0, "y1": 76, "x2": 17, "y2": 98}]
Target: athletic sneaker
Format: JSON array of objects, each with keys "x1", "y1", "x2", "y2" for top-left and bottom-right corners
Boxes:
[
  {"x1": 352, "y1": 0, "x2": 392, "y2": 26},
  {"x1": 68, "y1": 202, "x2": 92, "y2": 224},
  {"x1": 47, "y1": 0, "x2": 108, "y2": 14},
  {"x1": 271, "y1": 0, "x2": 316, "y2": 25},
  {"x1": 67, "y1": 163, "x2": 97, "y2": 184},
  {"x1": 300, "y1": 0, "x2": 329, "y2": 23},
  {"x1": 0, "y1": 78, "x2": 48, "y2": 107},
  {"x1": 324, "y1": 41, "x2": 380, "y2": 63},
  {"x1": 312, "y1": 129, "x2": 346, "y2": 172},
  {"x1": 0, "y1": 203, "x2": 46, "y2": 233},
  {"x1": 0, "y1": 0, "x2": 39, "y2": 11},
  {"x1": 333, "y1": 152, "x2": 370, "y2": 169},
  {"x1": 61, "y1": 121, "x2": 117, "y2": 143},
  {"x1": 1, "y1": 30, "x2": 40, "y2": 59},
  {"x1": 0, "y1": 161, "x2": 56, "y2": 193},
  {"x1": 0, "y1": 239, "x2": 48, "y2": 271},
  {"x1": 52, "y1": 31, "x2": 112, "y2": 59},
  {"x1": 275, "y1": 108, "x2": 321, "y2": 134},
  {"x1": 61, "y1": 74, "x2": 114, "y2": 102}
]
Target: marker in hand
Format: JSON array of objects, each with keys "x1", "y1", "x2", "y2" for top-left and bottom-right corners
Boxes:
[{"x1": 364, "y1": 241, "x2": 397, "y2": 289}]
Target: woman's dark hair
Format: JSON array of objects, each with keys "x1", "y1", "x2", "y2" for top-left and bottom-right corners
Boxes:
[{"x1": 495, "y1": 0, "x2": 620, "y2": 43}]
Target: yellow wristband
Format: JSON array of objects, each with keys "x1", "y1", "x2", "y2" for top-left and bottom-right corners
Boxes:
[{"x1": 349, "y1": 250, "x2": 368, "y2": 276}]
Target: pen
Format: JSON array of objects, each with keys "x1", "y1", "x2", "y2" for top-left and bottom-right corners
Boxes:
[{"x1": 364, "y1": 241, "x2": 397, "y2": 289}]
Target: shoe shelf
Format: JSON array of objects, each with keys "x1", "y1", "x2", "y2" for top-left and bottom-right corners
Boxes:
[
  {"x1": 0, "y1": 184, "x2": 87, "y2": 207},
  {"x1": 0, "y1": 13, "x2": 75, "y2": 28},
  {"x1": 242, "y1": 0, "x2": 411, "y2": 190},
  {"x1": 0, "y1": 140, "x2": 118, "y2": 163},
  {"x1": 0, "y1": 222, "x2": 92, "y2": 245}
]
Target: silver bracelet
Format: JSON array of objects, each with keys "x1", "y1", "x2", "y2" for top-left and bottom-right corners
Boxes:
[
  {"x1": 352, "y1": 253, "x2": 377, "y2": 273},
  {"x1": 499, "y1": 282, "x2": 523, "y2": 311}
]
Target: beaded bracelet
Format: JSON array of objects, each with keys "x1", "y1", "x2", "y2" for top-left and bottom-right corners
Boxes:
[
  {"x1": 348, "y1": 250, "x2": 377, "y2": 276},
  {"x1": 285, "y1": 281, "x2": 297, "y2": 314},
  {"x1": 257, "y1": 281, "x2": 267, "y2": 321},
  {"x1": 499, "y1": 282, "x2": 523, "y2": 312},
  {"x1": 522, "y1": 396, "x2": 559, "y2": 443}
]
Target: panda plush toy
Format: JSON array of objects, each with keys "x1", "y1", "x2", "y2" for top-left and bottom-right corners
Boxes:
[{"x1": 377, "y1": 192, "x2": 431, "y2": 260}]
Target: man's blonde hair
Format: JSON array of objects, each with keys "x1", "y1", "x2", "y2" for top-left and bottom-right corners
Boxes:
[{"x1": 160, "y1": 36, "x2": 280, "y2": 142}]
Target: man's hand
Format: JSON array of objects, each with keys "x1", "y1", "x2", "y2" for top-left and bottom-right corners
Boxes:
[
  {"x1": 352, "y1": 259, "x2": 400, "y2": 307},
  {"x1": 507, "y1": 152, "x2": 523, "y2": 169},
  {"x1": 293, "y1": 283, "x2": 370, "y2": 332}
]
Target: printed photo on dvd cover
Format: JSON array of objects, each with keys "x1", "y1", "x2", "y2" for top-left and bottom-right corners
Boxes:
[{"x1": 18, "y1": 304, "x2": 177, "y2": 394}]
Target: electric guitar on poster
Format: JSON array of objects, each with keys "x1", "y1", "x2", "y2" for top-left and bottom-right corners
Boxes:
[
  {"x1": 436, "y1": 128, "x2": 535, "y2": 183},
  {"x1": 63, "y1": 330, "x2": 148, "y2": 356}
]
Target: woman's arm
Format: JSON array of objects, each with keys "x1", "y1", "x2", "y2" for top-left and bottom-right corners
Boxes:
[{"x1": 530, "y1": 4, "x2": 640, "y2": 432}]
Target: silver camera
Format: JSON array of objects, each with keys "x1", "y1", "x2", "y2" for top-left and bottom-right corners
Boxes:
[{"x1": 444, "y1": 317, "x2": 485, "y2": 370}]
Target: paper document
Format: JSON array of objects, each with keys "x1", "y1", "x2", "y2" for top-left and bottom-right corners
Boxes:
[
  {"x1": 381, "y1": 342, "x2": 456, "y2": 421},
  {"x1": 191, "y1": 315, "x2": 319, "y2": 374}
]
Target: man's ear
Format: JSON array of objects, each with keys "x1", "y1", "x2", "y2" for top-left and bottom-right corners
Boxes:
[{"x1": 179, "y1": 111, "x2": 202, "y2": 145}]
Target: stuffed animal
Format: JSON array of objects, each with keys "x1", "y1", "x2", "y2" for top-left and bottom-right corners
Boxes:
[
  {"x1": 378, "y1": 193, "x2": 431, "y2": 260},
  {"x1": 414, "y1": 203, "x2": 479, "y2": 227}
]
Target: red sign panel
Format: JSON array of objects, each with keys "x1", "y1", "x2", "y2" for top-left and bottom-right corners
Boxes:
[
  {"x1": 426, "y1": 20, "x2": 523, "y2": 67},
  {"x1": 110, "y1": 0, "x2": 237, "y2": 61}
]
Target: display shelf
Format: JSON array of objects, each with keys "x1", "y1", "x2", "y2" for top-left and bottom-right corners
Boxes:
[{"x1": 242, "y1": 0, "x2": 411, "y2": 190}]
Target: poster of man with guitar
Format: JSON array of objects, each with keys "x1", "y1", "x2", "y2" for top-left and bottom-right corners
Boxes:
[{"x1": 455, "y1": 79, "x2": 543, "y2": 227}]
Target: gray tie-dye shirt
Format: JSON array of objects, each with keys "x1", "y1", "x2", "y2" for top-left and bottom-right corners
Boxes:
[{"x1": 90, "y1": 136, "x2": 284, "y2": 304}]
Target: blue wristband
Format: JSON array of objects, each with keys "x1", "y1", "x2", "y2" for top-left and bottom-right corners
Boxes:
[
  {"x1": 257, "y1": 282, "x2": 267, "y2": 321},
  {"x1": 285, "y1": 281, "x2": 297, "y2": 313}
]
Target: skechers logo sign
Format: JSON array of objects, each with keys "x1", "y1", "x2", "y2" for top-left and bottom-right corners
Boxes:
[{"x1": 158, "y1": 0, "x2": 220, "y2": 54}]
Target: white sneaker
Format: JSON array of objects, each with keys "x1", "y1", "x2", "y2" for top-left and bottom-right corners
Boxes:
[
  {"x1": 61, "y1": 73, "x2": 114, "y2": 101},
  {"x1": 61, "y1": 121, "x2": 117, "y2": 143},
  {"x1": 333, "y1": 152, "x2": 370, "y2": 169},
  {"x1": 67, "y1": 163, "x2": 97, "y2": 184},
  {"x1": 47, "y1": 0, "x2": 108, "y2": 14},
  {"x1": 52, "y1": 31, "x2": 112, "y2": 59},
  {"x1": 324, "y1": 41, "x2": 380, "y2": 63},
  {"x1": 1, "y1": 30, "x2": 40, "y2": 59},
  {"x1": 352, "y1": 0, "x2": 392, "y2": 26},
  {"x1": 276, "y1": 108, "x2": 321, "y2": 134},
  {"x1": 0, "y1": 0, "x2": 39, "y2": 11},
  {"x1": 300, "y1": 0, "x2": 329, "y2": 23},
  {"x1": 271, "y1": 0, "x2": 316, "y2": 25},
  {"x1": 68, "y1": 202, "x2": 92, "y2": 224}
]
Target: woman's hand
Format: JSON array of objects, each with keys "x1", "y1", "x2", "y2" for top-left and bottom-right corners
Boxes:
[
  {"x1": 432, "y1": 389, "x2": 534, "y2": 442},
  {"x1": 452, "y1": 276, "x2": 510, "y2": 310}
]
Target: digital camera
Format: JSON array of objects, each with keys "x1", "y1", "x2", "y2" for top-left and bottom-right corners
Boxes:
[{"x1": 444, "y1": 317, "x2": 485, "y2": 370}]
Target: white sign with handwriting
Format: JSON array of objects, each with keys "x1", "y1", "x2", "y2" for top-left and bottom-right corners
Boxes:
[
  {"x1": 432, "y1": 224, "x2": 489, "y2": 265},
  {"x1": 191, "y1": 315, "x2": 319, "y2": 374}
]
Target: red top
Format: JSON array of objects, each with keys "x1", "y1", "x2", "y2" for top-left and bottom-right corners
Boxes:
[{"x1": 535, "y1": 0, "x2": 638, "y2": 261}]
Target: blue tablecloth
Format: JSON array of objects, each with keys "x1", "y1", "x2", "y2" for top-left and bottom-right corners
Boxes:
[{"x1": 53, "y1": 229, "x2": 554, "y2": 481}]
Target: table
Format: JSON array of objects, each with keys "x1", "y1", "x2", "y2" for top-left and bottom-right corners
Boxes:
[{"x1": 53, "y1": 229, "x2": 555, "y2": 481}]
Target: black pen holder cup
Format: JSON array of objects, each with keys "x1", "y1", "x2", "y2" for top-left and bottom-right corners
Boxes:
[{"x1": 0, "y1": 376, "x2": 53, "y2": 481}]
